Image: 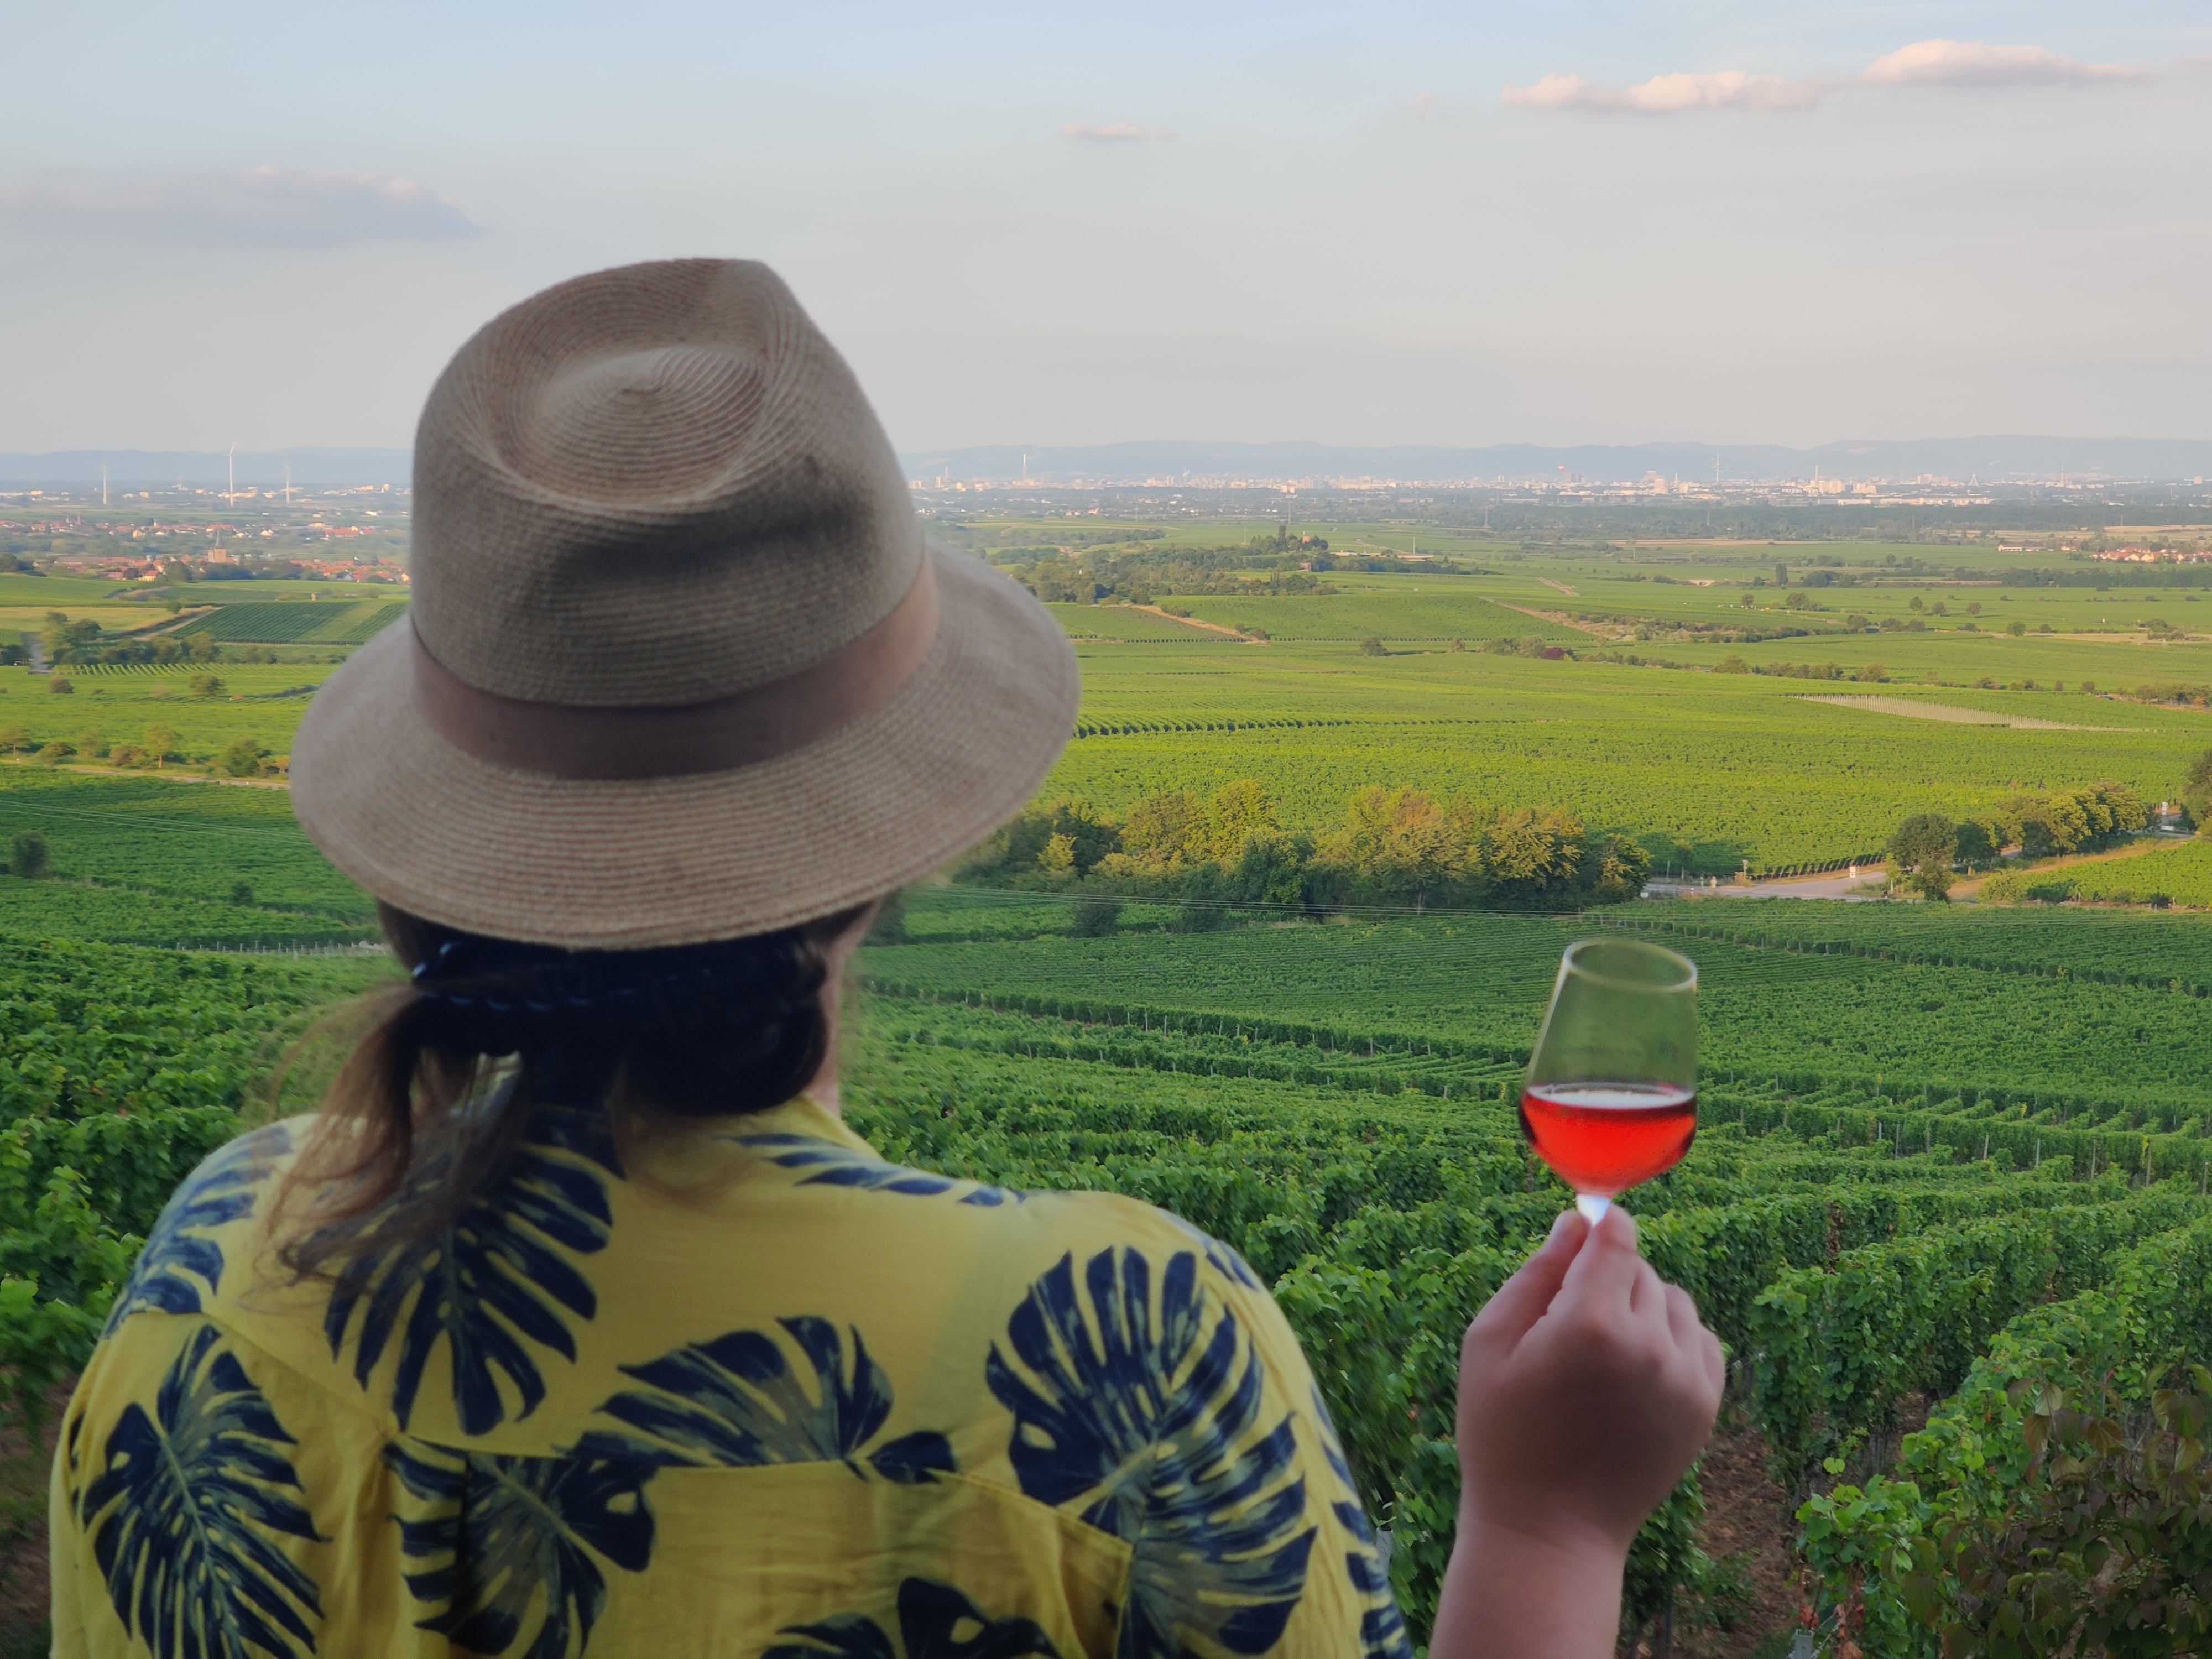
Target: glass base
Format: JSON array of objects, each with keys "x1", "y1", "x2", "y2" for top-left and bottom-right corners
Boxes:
[{"x1": 1575, "y1": 1193, "x2": 1613, "y2": 1225}]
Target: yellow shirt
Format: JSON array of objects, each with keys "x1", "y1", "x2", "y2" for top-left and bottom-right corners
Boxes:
[{"x1": 49, "y1": 1095, "x2": 1407, "y2": 1658}]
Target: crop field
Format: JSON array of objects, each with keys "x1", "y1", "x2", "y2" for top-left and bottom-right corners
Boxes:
[
  {"x1": 0, "y1": 662, "x2": 331, "y2": 766},
  {"x1": 1050, "y1": 646, "x2": 2203, "y2": 870},
  {"x1": 0, "y1": 769, "x2": 370, "y2": 917},
  {"x1": 169, "y1": 598, "x2": 406, "y2": 644},
  {"x1": 1995, "y1": 834, "x2": 2212, "y2": 908},
  {"x1": 4, "y1": 526, "x2": 2212, "y2": 1651}
]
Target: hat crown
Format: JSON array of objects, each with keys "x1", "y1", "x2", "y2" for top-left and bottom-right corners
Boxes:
[{"x1": 410, "y1": 259, "x2": 921, "y2": 708}]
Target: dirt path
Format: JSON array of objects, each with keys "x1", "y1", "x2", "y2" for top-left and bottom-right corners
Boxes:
[
  {"x1": 1537, "y1": 577, "x2": 1580, "y2": 597},
  {"x1": 1124, "y1": 604, "x2": 1260, "y2": 641},
  {"x1": 1490, "y1": 601, "x2": 1617, "y2": 638},
  {"x1": 0, "y1": 757, "x2": 290, "y2": 789}
]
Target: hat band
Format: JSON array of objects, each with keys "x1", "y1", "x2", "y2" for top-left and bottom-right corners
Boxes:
[{"x1": 410, "y1": 556, "x2": 941, "y2": 780}]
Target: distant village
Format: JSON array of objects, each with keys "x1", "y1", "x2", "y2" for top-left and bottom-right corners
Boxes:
[{"x1": 0, "y1": 481, "x2": 409, "y2": 586}]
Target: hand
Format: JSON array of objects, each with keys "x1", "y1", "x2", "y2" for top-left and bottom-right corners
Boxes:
[
  {"x1": 1458, "y1": 1206, "x2": 1725, "y2": 1555},
  {"x1": 1427, "y1": 1208, "x2": 1725, "y2": 1659}
]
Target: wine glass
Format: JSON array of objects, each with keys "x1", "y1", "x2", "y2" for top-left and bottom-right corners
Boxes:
[{"x1": 1519, "y1": 937, "x2": 1699, "y2": 1224}]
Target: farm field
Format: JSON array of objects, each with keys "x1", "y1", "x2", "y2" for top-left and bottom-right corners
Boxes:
[
  {"x1": 1052, "y1": 643, "x2": 2204, "y2": 871},
  {"x1": 8, "y1": 881, "x2": 2202, "y2": 1650},
  {"x1": 3, "y1": 525, "x2": 2212, "y2": 1650},
  {"x1": 0, "y1": 769, "x2": 371, "y2": 917},
  {"x1": 168, "y1": 598, "x2": 406, "y2": 644},
  {"x1": 0, "y1": 662, "x2": 330, "y2": 767}
]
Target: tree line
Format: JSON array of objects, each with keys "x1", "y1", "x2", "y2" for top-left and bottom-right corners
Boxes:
[
  {"x1": 962, "y1": 778, "x2": 1651, "y2": 919},
  {"x1": 1885, "y1": 780, "x2": 2156, "y2": 900}
]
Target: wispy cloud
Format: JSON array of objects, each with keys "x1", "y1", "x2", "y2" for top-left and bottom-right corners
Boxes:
[
  {"x1": 1504, "y1": 69, "x2": 1825, "y2": 114},
  {"x1": 1861, "y1": 39, "x2": 2141, "y2": 87},
  {"x1": 1061, "y1": 122, "x2": 1176, "y2": 142},
  {"x1": 1505, "y1": 38, "x2": 2151, "y2": 116},
  {"x1": 0, "y1": 166, "x2": 483, "y2": 247}
]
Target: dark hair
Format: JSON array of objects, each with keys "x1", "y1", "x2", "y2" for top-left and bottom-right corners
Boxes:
[{"x1": 276, "y1": 900, "x2": 864, "y2": 1278}]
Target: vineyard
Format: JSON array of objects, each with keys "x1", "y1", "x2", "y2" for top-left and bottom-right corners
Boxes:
[
  {"x1": 169, "y1": 598, "x2": 407, "y2": 645},
  {"x1": 8, "y1": 862, "x2": 2208, "y2": 1650},
  {"x1": 4, "y1": 533, "x2": 2212, "y2": 1651}
]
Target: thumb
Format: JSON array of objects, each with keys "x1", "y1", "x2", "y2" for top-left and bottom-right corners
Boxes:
[{"x1": 1468, "y1": 1211, "x2": 1588, "y2": 1349}]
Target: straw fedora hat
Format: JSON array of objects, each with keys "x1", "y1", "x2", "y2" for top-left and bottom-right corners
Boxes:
[{"x1": 290, "y1": 259, "x2": 1078, "y2": 949}]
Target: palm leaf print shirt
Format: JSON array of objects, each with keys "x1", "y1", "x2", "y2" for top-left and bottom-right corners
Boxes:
[{"x1": 49, "y1": 1097, "x2": 1408, "y2": 1658}]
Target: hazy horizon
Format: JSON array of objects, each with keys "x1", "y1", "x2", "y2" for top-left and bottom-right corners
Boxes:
[{"x1": 3, "y1": 2, "x2": 2206, "y2": 457}]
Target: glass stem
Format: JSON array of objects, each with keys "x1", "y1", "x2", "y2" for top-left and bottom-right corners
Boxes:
[{"x1": 1575, "y1": 1193, "x2": 1612, "y2": 1225}]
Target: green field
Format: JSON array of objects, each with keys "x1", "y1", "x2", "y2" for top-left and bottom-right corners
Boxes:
[
  {"x1": 0, "y1": 662, "x2": 330, "y2": 768},
  {"x1": 5, "y1": 524, "x2": 2212, "y2": 1650},
  {"x1": 169, "y1": 598, "x2": 406, "y2": 644}
]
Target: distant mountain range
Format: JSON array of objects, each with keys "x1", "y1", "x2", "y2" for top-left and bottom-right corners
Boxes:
[
  {"x1": 899, "y1": 437, "x2": 2212, "y2": 484},
  {"x1": 0, "y1": 448, "x2": 412, "y2": 488},
  {"x1": 6, "y1": 436, "x2": 2210, "y2": 491}
]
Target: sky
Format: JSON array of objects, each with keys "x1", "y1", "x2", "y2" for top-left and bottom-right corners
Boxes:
[{"x1": 1, "y1": 1, "x2": 2206, "y2": 455}]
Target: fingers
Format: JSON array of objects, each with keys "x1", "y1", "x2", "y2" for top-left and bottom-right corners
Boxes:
[
  {"x1": 1557, "y1": 1203, "x2": 1644, "y2": 1308},
  {"x1": 1468, "y1": 1211, "x2": 1588, "y2": 1348},
  {"x1": 1662, "y1": 1282, "x2": 1703, "y2": 1354},
  {"x1": 1699, "y1": 1326, "x2": 1727, "y2": 1401}
]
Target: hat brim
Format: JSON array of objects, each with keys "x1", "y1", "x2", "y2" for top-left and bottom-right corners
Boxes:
[{"x1": 290, "y1": 545, "x2": 1078, "y2": 948}]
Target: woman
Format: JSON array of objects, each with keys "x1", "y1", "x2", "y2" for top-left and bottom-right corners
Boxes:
[{"x1": 49, "y1": 260, "x2": 1721, "y2": 1658}]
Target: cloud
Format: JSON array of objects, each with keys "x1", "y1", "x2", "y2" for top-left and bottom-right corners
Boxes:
[
  {"x1": 1505, "y1": 38, "x2": 2148, "y2": 116},
  {"x1": 1861, "y1": 39, "x2": 2142, "y2": 87},
  {"x1": 1504, "y1": 69, "x2": 1827, "y2": 114},
  {"x1": 1061, "y1": 122, "x2": 1175, "y2": 142},
  {"x1": 0, "y1": 166, "x2": 483, "y2": 247}
]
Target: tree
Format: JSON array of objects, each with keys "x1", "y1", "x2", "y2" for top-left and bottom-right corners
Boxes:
[
  {"x1": 1774, "y1": 562, "x2": 1789, "y2": 586},
  {"x1": 1068, "y1": 896, "x2": 1124, "y2": 937},
  {"x1": 9, "y1": 830, "x2": 48, "y2": 879},
  {"x1": 1886, "y1": 812, "x2": 1957, "y2": 900},
  {"x1": 220, "y1": 736, "x2": 269, "y2": 778},
  {"x1": 1119, "y1": 791, "x2": 1209, "y2": 868},
  {"x1": 2182, "y1": 748, "x2": 2212, "y2": 829},
  {"x1": 1952, "y1": 820, "x2": 2000, "y2": 869},
  {"x1": 187, "y1": 673, "x2": 226, "y2": 698},
  {"x1": 0, "y1": 725, "x2": 26, "y2": 757},
  {"x1": 229, "y1": 881, "x2": 255, "y2": 906},
  {"x1": 1206, "y1": 778, "x2": 1279, "y2": 859},
  {"x1": 2008, "y1": 620, "x2": 2027, "y2": 637},
  {"x1": 1358, "y1": 636, "x2": 1387, "y2": 656},
  {"x1": 1860, "y1": 663, "x2": 1886, "y2": 682},
  {"x1": 144, "y1": 724, "x2": 178, "y2": 770}
]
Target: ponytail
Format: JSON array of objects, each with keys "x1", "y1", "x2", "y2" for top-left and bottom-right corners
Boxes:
[{"x1": 276, "y1": 900, "x2": 863, "y2": 1279}]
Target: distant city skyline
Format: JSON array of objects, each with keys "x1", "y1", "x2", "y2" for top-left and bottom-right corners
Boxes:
[{"x1": 1, "y1": 2, "x2": 2205, "y2": 454}]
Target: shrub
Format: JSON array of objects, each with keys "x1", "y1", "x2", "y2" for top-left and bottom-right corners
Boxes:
[
  {"x1": 1068, "y1": 896, "x2": 1125, "y2": 937},
  {"x1": 46, "y1": 676, "x2": 72, "y2": 695},
  {"x1": 31, "y1": 740, "x2": 75, "y2": 766},
  {"x1": 220, "y1": 735, "x2": 269, "y2": 778},
  {"x1": 187, "y1": 673, "x2": 226, "y2": 698},
  {"x1": 8, "y1": 830, "x2": 48, "y2": 878},
  {"x1": 1358, "y1": 636, "x2": 1388, "y2": 657}
]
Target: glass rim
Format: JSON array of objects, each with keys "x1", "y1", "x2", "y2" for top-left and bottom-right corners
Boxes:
[{"x1": 1558, "y1": 936, "x2": 1698, "y2": 994}]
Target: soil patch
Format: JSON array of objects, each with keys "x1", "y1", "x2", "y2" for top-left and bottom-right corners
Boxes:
[
  {"x1": 0, "y1": 1383, "x2": 69, "y2": 1654},
  {"x1": 1798, "y1": 695, "x2": 2118, "y2": 732}
]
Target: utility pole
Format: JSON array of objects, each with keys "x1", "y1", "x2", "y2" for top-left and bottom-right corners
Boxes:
[{"x1": 101, "y1": 461, "x2": 108, "y2": 507}]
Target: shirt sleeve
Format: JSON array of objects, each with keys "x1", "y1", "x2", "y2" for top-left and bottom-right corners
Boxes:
[
  {"x1": 49, "y1": 1310, "x2": 406, "y2": 1659},
  {"x1": 1123, "y1": 1235, "x2": 1413, "y2": 1659}
]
